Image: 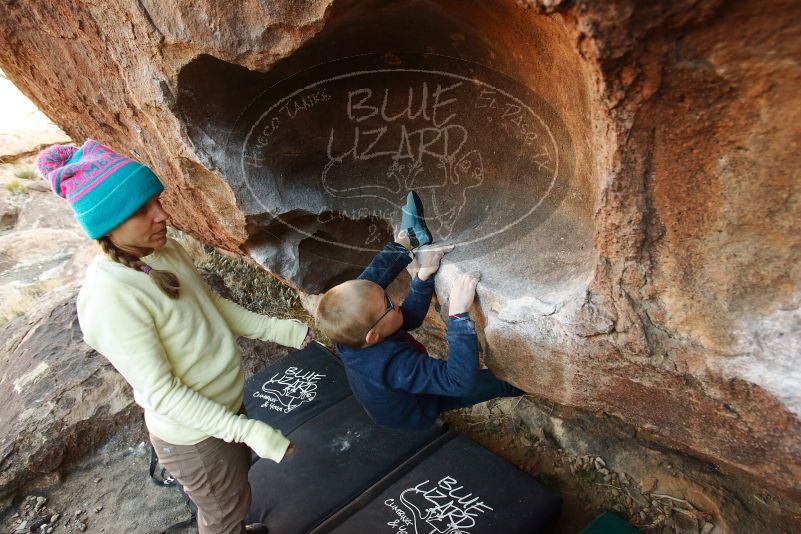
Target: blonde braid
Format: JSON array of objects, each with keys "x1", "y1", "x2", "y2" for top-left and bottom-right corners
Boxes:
[{"x1": 98, "y1": 237, "x2": 180, "y2": 299}]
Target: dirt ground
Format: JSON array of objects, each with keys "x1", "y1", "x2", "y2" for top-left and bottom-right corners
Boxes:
[{"x1": 1, "y1": 421, "x2": 189, "y2": 534}]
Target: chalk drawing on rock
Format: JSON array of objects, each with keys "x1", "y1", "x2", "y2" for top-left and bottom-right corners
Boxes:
[{"x1": 237, "y1": 53, "x2": 574, "y2": 258}]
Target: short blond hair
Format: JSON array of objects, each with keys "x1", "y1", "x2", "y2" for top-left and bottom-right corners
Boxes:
[{"x1": 316, "y1": 280, "x2": 386, "y2": 348}]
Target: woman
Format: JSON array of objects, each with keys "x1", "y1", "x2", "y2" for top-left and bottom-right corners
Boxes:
[{"x1": 37, "y1": 140, "x2": 312, "y2": 533}]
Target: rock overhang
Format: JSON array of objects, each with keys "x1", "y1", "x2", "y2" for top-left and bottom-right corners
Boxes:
[{"x1": 175, "y1": 0, "x2": 599, "y2": 302}]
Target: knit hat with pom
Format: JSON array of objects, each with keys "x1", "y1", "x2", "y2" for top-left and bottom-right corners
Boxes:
[{"x1": 36, "y1": 139, "x2": 164, "y2": 239}]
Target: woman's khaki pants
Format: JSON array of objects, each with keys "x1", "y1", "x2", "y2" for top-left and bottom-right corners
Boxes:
[{"x1": 150, "y1": 433, "x2": 252, "y2": 534}]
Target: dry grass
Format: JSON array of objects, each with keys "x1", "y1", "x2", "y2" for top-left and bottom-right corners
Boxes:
[
  {"x1": 4, "y1": 179, "x2": 25, "y2": 194},
  {"x1": 0, "y1": 278, "x2": 62, "y2": 327},
  {"x1": 13, "y1": 167, "x2": 36, "y2": 180}
]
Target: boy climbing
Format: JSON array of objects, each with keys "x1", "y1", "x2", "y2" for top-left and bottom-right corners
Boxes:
[{"x1": 316, "y1": 192, "x2": 523, "y2": 431}]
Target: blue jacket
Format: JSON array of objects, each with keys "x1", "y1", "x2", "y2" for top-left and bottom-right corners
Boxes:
[{"x1": 337, "y1": 275, "x2": 478, "y2": 431}]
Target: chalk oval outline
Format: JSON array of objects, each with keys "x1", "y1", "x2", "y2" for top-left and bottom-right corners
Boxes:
[{"x1": 240, "y1": 63, "x2": 563, "y2": 252}]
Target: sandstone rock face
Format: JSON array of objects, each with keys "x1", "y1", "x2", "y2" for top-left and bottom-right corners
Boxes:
[
  {"x1": 0, "y1": 156, "x2": 96, "y2": 326},
  {"x1": 1, "y1": 0, "x2": 799, "y2": 518},
  {"x1": 0, "y1": 286, "x2": 139, "y2": 500}
]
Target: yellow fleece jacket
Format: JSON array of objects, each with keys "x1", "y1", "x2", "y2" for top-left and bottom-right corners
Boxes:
[{"x1": 77, "y1": 238, "x2": 308, "y2": 462}]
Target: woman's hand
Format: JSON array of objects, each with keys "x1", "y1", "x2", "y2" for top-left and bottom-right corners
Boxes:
[
  {"x1": 245, "y1": 423, "x2": 292, "y2": 462},
  {"x1": 299, "y1": 328, "x2": 315, "y2": 349},
  {"x1": 282, "y1": 443, "x2": 296, "y2": 461}
]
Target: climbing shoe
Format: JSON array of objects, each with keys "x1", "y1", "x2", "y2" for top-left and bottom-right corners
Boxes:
[{"x1": 400, "y1": 191, "x2": 432, "y2": 249}]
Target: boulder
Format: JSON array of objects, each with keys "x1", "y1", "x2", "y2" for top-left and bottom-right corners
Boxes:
[
  {"x1": 0, "y1": 0, "x2": 799, "y2": 512},
  {"x1": 13, "y1": 190, "x2": 79, "y2": 231},
  {"x1": 0, "y1": 228, "x2": 85, "y2": 278},
  {"x1": 0, "y1": 227, "x2": 91, "y2": 325},
  {"x1": 0, "y1": 197, "x2": 18, "y2": 230},
  {"x1": 0, "y1": 285, "x2": 138, "y2": 501},
  {"x1": 0, "y1": 154, "x2": 94, "y2": 325}
]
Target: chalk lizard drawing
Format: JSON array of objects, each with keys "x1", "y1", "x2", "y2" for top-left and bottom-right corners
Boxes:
[
  {"x1": 260, "y1": 367, "x2": 326, "y2": 413},
  {"x1": 396, "y1": 477, "x2": 493, "y2": 534}
]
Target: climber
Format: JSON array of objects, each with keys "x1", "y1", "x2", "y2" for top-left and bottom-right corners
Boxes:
[
  {"x1": 315, "y1": 191, "x2": 524, "y2": 431},
  {"x1": 36, "y1": 139, "x2": 314, "y2": 534}
]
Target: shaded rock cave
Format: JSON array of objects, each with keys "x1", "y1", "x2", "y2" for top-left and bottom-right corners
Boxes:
[{"x1": 175, "y1": 0, "x2": 598, "y2": 298}]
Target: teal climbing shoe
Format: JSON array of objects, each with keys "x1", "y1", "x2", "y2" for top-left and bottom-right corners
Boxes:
[{"x1": 400, "y1": 191, "x2": 432, "y2": 248}]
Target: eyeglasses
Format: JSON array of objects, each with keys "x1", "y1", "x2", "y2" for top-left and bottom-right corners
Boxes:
[{"x1": 366, "y1": 292, "x2": 395, "y2": 334}]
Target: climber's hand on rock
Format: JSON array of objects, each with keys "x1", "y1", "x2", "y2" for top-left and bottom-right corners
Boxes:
[
  {"x1": 416, "y1": 244, "x2": 454, "y2": 281},
  {"x1": 449, "y1": 271, "x2": 480, "y2": 315}
]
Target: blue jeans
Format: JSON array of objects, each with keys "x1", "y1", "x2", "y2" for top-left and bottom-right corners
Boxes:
[
  {"x1": 357, "y1": 242, "x2": 412, "y2": 288},
  {"x1": 437, "y1": 370, "x2": 525, "y2": 413},
  {"x1": 358, "y1": 243, "x2": 525, "y2": 414}
]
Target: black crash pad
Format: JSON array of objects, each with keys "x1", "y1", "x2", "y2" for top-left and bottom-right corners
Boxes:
[
  {"x1": 246, "y1": 395, "x2": 445, "y2": 533},
  {"x1": 243, "y1": 341, "x2": 352, "y2": 434},
  {"x1": 327, "y1": 434, "x2": 562, "y2": 534}
]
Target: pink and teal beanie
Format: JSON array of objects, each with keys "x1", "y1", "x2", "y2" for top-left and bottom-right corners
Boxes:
[{"x1": 36, "y1": 139, "x2": 164, "y2": 239}]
